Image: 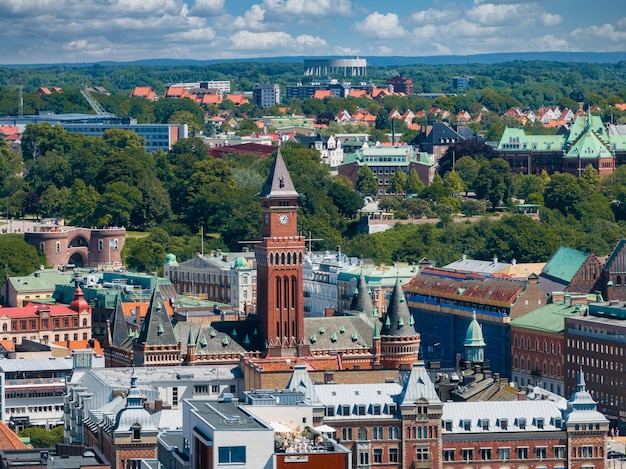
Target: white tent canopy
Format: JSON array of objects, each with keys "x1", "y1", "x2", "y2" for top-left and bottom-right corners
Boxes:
[
  {"x1": 314, "y1": 424, "x2": 336, "y2": 433},
  {"x1": 269, "y1": 422, "x2": 293, "y2": 433}
]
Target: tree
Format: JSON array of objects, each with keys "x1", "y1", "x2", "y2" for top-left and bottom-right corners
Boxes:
[
  {"x1": 454, "y1": 156, "x2": 479, "y2": 194},
  {"x1": 93, "y1": 182, "x2": 142, "y2": 227},
  {"x1": 63, "y1": 179, "x2": 99, "y2": 227},
  {"x1": 388, "y1": 169, "x2": 407, "y2": 195},
  {"x1": 473, "y1": 158, "x2": 512, "y2": 208},
  {"x1": 0, "y1": 235, "x2": 48, "y2": 287},
  {"x1": 544, "y1": 172, "x2": 586, "y2": 215},
  {"x1": 356, "y1": 164, "x2": 377, "y2": 196},
  {"x1": 19, "y1": 426, "x2": 64, "y2": 449},
  {"x1": 405, "y1": 168, "x2": 425, "y2": 195},
  {"x1": 443, "y1": 170, "x2": 464, "y2": 195},
  {"x1": 375, "y1": 108, "x2": 390, "y2": 131},
  {"x1": 328, "y1": 181, "x2": 364, "y2": 218}
]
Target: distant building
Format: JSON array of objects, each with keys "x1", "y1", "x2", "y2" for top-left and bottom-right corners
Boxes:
[
  {"x1": 252, "y1": 84, "x2": 281, "y2": 108},
  {"x1": 538, "y1": 246, "x2": 604, "y2": 295},
  {"x1": 338, "y1": 145, "x2": 434, "y2": 197},
  {"x1": 293, "y1": 134, "x2": 345, "y2": 167},
  {"x1": 386, "y1": 75, "x2": 413, "y2": 95},
  {"x1": 303, "y1": 57, "x2": 367, "y2": 77},
  {"x1": 24, "y1": 222, "x2": 125, "y2": 269},
  {"x1": 452, "y1": 76, "x2": 472, "y2": 90}
]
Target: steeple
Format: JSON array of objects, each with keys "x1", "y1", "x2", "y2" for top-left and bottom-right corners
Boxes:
[
  {"x1": 110, "y1": 293, "x2": 130, "y2": 348},
  {"x1": 350, "y1": 271, "x2": 375, "y2": 316},
  {"x1": 464, "y1": 311, "x2": 486, "y2": 364},
  {"x1": 136, "y1": 287, "x2": 177, "y2": 347},
  {"x1": 258, "y1": 149, "x2": 299, "y2": 199},
  {"x1": 381, "y1": 277, "x2": 414, "y2": 337}
]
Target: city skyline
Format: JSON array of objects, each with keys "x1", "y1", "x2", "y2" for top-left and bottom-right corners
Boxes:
[{"x1": 0, "y1": 0, "x2": 624, "y2": 65}]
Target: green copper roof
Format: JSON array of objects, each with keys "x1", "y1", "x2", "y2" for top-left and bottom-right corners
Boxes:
[
  {"x1": 565, "y1": 129, "x2": 612, "y2": 159},
  {"x1": 342, "y1": 146, "x2": 433, "y2": 167},
  {"x1": 497, "y1": 127, "x2": 565, "y2": 152},
  {"x1": 233, "y1": 256, "x2": 249, "y2": 269},
  {"x1": 164, "y1": 253, "x2": 178, "y2": 265},
  {"x1": 464, "y1": 311, "x2": 486, "y2": 347},
  {"x1": 542, "y1": 246, "x2": 590, "y2": 283},
  {"x1": 510, "y1": 300, "x2": 584, "y2": 333}
]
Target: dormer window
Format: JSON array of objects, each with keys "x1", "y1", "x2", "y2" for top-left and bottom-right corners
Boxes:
[
  {"x1": 444, "y1": 420, "x2": 452, "y2": 431},
  {"x1": 518, "y1": 418, "x2": 526, "y2": 430},
  {"x1": 463, "y1": 419, "x2": 471, "y2": 431},
  {"x1": 132, "y1": 423, "x2": 141, "y2": 440},
  {"x1": 481, "y1": 419, "x2": 489, "y2": 430},
  {"x1": 536, "y1": 418, "x2": 544, "y2": 429},
  {"x1": 499, "y1": 419, "x2": 508, "y2": 430}
]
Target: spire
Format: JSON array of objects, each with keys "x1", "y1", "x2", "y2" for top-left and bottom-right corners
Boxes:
[
  {"x1": 373, "y1": 320, "x2": 380, "y2": 340},
  {"x1": 110, "y1": 294, "x2": 130, "y2": 347},
  {"x1": 577, "y1": 365, "x2": 586, "y2": 392},
  {"x1": 381, "y1": 277, "x2": 415, "y2": 337},
  {"x1": 136, "y1": 287, "x2": 177, "y2": 346},
  {"x1": 258, "y1": 149, "x2": 299, "y2": 198},
  {"x1": 586, "y1": 107, "x2": 592, "y2": 131},
  {"x1": 187, "y1": 326, "x2": 196, "y2": 347},
  {"x1": 350, "y1": 271, "x2": 374, "y2": 316}
]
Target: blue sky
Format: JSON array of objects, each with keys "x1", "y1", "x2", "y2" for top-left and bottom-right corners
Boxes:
[{"x1": 0, "y1": 0, "x2": 624, "y2": 64}]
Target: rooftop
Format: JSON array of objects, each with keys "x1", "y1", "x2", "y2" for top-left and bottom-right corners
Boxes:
[{"x1": 187, "y1": 398, "x2": 271, "y2": 431}]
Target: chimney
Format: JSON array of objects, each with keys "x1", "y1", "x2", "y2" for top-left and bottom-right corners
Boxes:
[
  {"x1": 324, "y1": 308, "x2": 335, "y2": 317},
  {"x1": 494, "y1": 372, "x2": 500, "y2": 382},
  {"x1": 518, "y1": 391, "x2": 527, "y2": 401},
  {"x1": 154, "y1": 399, "x2": 163, "y2": 411}
]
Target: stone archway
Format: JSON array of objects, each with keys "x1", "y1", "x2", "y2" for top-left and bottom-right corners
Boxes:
[{"x1": 69, "y1": 252, "x2": 87, "y2": 268}]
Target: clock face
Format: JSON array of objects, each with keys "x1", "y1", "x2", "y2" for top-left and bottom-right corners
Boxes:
[{"x1": 278, "y1": 214, "x2": 289, "y2": 225}]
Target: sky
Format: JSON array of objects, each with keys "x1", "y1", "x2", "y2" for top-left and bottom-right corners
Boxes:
[{"x1": 0, "y1": 0, "x2": 625, "y2": 65}]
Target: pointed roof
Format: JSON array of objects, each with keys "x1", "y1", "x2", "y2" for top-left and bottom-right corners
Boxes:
[
  {"x1": 258, "y1": 150, "x2": 299, "y2": 198},
  {"x1": 381, "y1": 278, "x2": 416, "y2": 337},
  {"x1": 350, "y1": 271, "x2": 375, "y2": 316},
  {"x1": 564, "y1": 367, "x2": 608, "y2": 424},
  {"x1": 396, "y1": 362, "x2": 441, "y2": 406},
  {"x1": 285, "y1": 363, "x2": 320, "y2": 403},
  {"x1": 114, "y1": 368, "x2": 158, "y2": 432},
  {"x1": 464, "y1": 311, "x2": 486, "y2": 347},
  {"x1": 136, "y1": 288, "x2": 177, "y2": 346},
  {"x1": 111, "y1": 294, "x2": 130, "y2": 348}
]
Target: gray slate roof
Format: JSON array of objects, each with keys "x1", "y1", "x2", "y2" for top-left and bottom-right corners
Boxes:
[
  {"x1": 136, "y1": 288, "x2": 177, "y2": 346},
  {"x1": 258, "y1": 150, "x2": 299, "y2": 198}
]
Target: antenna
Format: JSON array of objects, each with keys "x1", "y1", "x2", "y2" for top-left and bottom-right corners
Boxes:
[
  {"x1": 306, "y1": 231, "x2": 323, "y2": 252},
  {"x1": 79, "y1": 84, "x2": 115, "y2": 116},
  {"x1": 14, "y1": 75, "x2": 26, "y2": 119}
]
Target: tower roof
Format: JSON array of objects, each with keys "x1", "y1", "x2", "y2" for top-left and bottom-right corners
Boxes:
[
  {"x1": 110, "y1": 294, "x2": 130, "y2": 348},
  {"x1": 464, "y1": 311, "x2": 486, "y2": 347},
  {"x1": 136, "y1": 287, "x2": 177, "y2": 347},
  {"x1": 258, "y1": 149, "x2": 299, "y2": 198},
  {"x1": 350, "y1": 271, "x2": 375, "y2": 316},
  {"x1": 381, "y1": 278, "x2": 415, "y2": 337},
  {"x1": 396, "y1": 362, "x2": 441, "y2": 406}
]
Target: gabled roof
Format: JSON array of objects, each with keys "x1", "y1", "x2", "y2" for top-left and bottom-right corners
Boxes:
[
  {"x1": 604, "y1": 238, "x2": 626, "y2": 273},
  {"x1": 396, "y1": 362, "x2": 441, "y2": 406},
  {"x1": 258, "y1": 150, "x2": 299, "y2": 198},
  {"x1": 0, "y1": 421, "x2": 27, "y2": 450},
  {"x1": 541, "y1": 246, "x2": 590, "y2": 283},
  {"x1": 135, "y1": 288, "x2": 177, "y2": 346},
  {"x1": 285, "y1": 363, "x2": 320, "y2": 403}
]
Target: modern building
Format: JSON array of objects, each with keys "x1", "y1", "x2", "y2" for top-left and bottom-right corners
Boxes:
[
  {"x1": 0, "y1": 350, "x2": 103, "y2": 430},
  {"x1": 303, "y1": 58, "x2": 367, "y2": 77},
  {"x1": 63, "y1": 122, "x2": 188, "y2": 153},
  {"x1": 24, "y1": 221, "x2": 125, "y2": 269},
  {"x1": 338, "y1": 145, "x2": 434, "y2": 197},
  {"x1": 252, "y1": 84, "x2": 281, "y2": 108},
  {"x1": 451, "y1": 76, "x2": 473, "y2": 90}
]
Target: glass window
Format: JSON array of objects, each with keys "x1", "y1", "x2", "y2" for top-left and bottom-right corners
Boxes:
[
  {"x1": 373, "y1": 449, "x2": 382, "y2": 463},
  {"x1": 481, "y1": 448, "x2": 492, "y2": 460},
  {"x1": 462, "y1": 449, "x2": 473, "y2": 461},
  {"x1": 517, "y1": 447, "x2": 528, "y2": 459},
  {"x1": 499, "y1": 448, "x2": 510, "y2": 460},
  {"x1": 389, "y1": 449, "x2": 398, "y2": 463},
  {"x1": 443, "y1": 450, "x2": 455, "y2": 461},
  {"x1": 218, "y1": 446, "x2": 246, "y2": 464}
]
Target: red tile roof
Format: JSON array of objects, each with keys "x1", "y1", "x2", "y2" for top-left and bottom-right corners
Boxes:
[
  {"x1": 53, "y1": 339, "x2": 104, "y2": 355},
  {"x1": 0, "y1": 303, "x2": 82, "y2": 319},
  {"x1": 312, "y1": 90, "x2": 333, "y2": 99},
  {"x1": 0, "y1": 421, "x2": 27, "y2": 450}
]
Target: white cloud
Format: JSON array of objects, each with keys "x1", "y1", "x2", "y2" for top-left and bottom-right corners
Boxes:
[
  {"x1": 263, "y1": 0, "x2": 351, "y2": 17},
  {"x1": 229, "y1": 30, "x2": 328, "y2": 53},
  {"x1": 571, "y1": 22, "x2": 626, "y2": 43},
  {"x1": 541, "y1": 12, "x2": 562, "y2": 27},
  {"x1": 354, "y1": 12, "x2": 407, "y2": 39},
  {"x1": 231, "y1": 4, "x2": 266, "y2": 31},
  {"x1": 411, "y1": 8, "x2": 457, "y2": 24},
  {"x1": 192, "y1": 0, "x2": 224, "y2": 15},
  {"x1": 466, "y1": 3, "x2": 534, "y2": 26}
]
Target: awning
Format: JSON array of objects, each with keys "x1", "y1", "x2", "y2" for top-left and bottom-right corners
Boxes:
[
  {"x1": 314, "y1": 424, "x2": 336, "y2": 433},
  {"x1": 269, "y1": 422, "x2": 293, "y2": 433}
]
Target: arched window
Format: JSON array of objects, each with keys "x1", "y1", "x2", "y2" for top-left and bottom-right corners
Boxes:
[
  {"x1": 1, "y1": 324, "x2": 6, "y2": 332},
  {"x1": 521, "y1": 338, "x2": 525, "y2": 349}
]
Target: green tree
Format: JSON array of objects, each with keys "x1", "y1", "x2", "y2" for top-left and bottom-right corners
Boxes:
[
  {"x1": 405, "y1": 168, "x2": 425, "y2": 195},
  {"x1": 94, "y1": 182, "x2": 142, "y2": 227},
  {"x1": 388, "y1": 169, "x2": 407, "y2": 194},
  {"x1": 19, "y1": 426, "x2": 64, "y2": 448},
  {"x1": 375, "y1": 108, "x2": 390, "y2": 131},
  {"x1": 356, "y1": 164, "x2": 377, "y2": 196},
  {"x1": 443, "y1": 170, "x2": 464, "y2": 195},
  {"x1": 544, "y1": 172, "x2": 586, "y2": 215},
  {"x1": 63, "y1": 179, "x2": 99, "y2": 226},
  {"x1": 0, "y1": 235, "x2": 48, "y2": 286}
]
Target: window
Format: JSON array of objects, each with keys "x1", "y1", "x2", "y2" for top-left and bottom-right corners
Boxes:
[
  {"x1": 98, "y1": 239, "x2": 103, "y2": 251},
  {"x1": 389, "y1": 449, "x2": 398, "y2": 463},
  {"x1": 172, "y1": 386, "x2": 178, "y2": 406},
  {"x1": 373, "y1": 449, "x2": 382, "y2": 463},
  {"x1": 517, "y1": 447, "x2": 529, "y2": 459},
  {"x1": 554, "y1": 446, "x2": 566, "y2": 459},
  {"x1": 372, "y1": 427, "x2": 383, "y2": 439},
  {"x1": 212, "y1": 385, "x2": 219, "y2": 393},
  {"x1": 388, "y1": 426, "x2": 399, "y2": 439},
  {"x1": 132, "y1": 425, "x2": 141, "y2": 440},
  {"x1": 357, "y1": 405, "x2": 366, "y2": 415},
  {"x1": 358, "y1": 428, "x2": 367, "y2": 440},
  {"x1": 359, "y1": 452, "x2": 369, "y2": 465},
  {"x1": 462, "y1": 449, "x2": 473, "y2": 461},
  {"x1": 463, "y1": 419, "x2": 471, "y2": 431},
  {"x1": 444, "y1": 420, "x2": 452, "y2": 431},
  {"x1": 480, "y1": 448, "x2": 492, "y2": 460},
  {"x1": 536, "y1": 418, "x2": 544, "y2": 429},
  {"x1": 415, "y1": 447, "x2": 429, "y2": 461},
  {"x1": 443, "y1": 450, "x2": 455, "y2": 461},
  {"x1": 536, "y1": 447, "x2": 547, "y2": 459},
  {"x1": 499, "y1": 448, "x2": 510, "y2": 461},
  {"x1": 481, "y1": 419, "x2": 489, "y2": 430},
  {"x1": 342, "y1": 428, "x2": 352, "y2": 441},
  {"x1": 326, "y1": 406, "x2": 335, "y2": 417},
  {"x1": 500, "y1": 419, "x2": 508, "y2": 430},
  {"x1": 518, "y1": 418, "x2": 526, "y2": 430},
  {"x1": 218, "y1": 446, "x2": 246, "y2": 464},
  {"x1": 581, "y1": 446, "x2": 593, "y2": 458},
  {"x1": 341, "y1": 405, "x2": 350, "y2": 416}
]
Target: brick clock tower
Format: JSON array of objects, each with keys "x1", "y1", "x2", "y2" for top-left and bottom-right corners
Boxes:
[{"x1": 256, "y1": 151, "x2": 307, "y2": 356}]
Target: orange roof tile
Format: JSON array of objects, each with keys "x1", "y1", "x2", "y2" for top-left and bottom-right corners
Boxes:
[
  {"x1": 165, "y1": 86, "x2": 188, "y2": 98},
  {"x1": 615, "y1": 104, "x2": 626, "y2": 111},
  {"x1": 348, "y1": 89, "x2": 368, "y2": 98},
  {"x1": 122, "y1": 302, "x2": 149, "y2": 318},
  {"x1": 225, "y1": 94, "x2": 249, "y2": 105},
  {"x1": 53, "y1": 339, "x2": 104, "y2": 355},
  {"x1": 0, "y1": 303, "x2": 85, "y2": 319},
  {"x1": 202, "y1": 94, "x2": 222, "y2": 105},
  {"x1": 0, "y1": 421, "x2": 27, "y2": 450},
  {"x1": 0, "y1": 340, "x2": 14, "y2": 352},
  {"x1": 312, "y1": 90, "x2": 333, "y2": 99}
]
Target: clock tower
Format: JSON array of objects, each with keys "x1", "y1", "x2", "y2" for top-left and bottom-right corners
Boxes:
[{"x1": 256, "y1": 150, "x2": 306, "y2": 355}]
